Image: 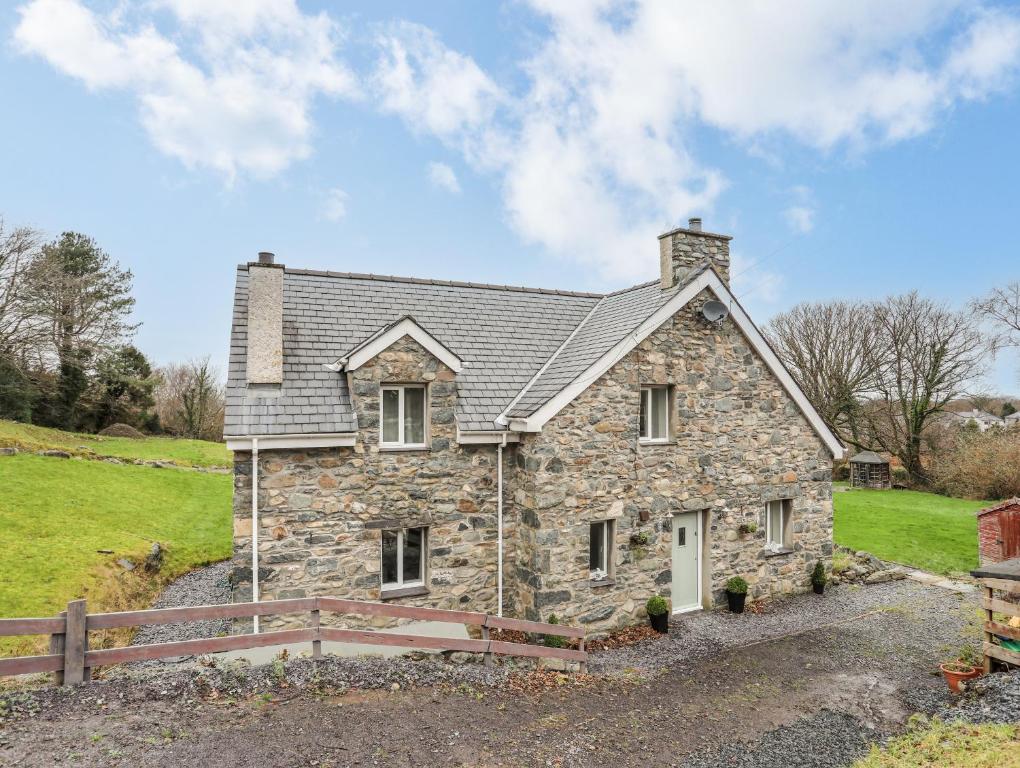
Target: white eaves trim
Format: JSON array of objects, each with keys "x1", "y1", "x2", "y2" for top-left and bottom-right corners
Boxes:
[
  {"x1": 456, "y1": 427, "x2": 521, "y2": 445},
  {"x1": 338, "y1": 317, "x2": 463, "y2": 373},
  {"x1": 514, "y1": 270, "x2": 846, "y2": 459},
  {"x1": 226, "y1": 433, "x2": 357, "y2": 451}
]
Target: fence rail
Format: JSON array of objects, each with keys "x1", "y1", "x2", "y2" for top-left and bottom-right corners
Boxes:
[
  {"x1": 0, "y1": 595, "x2": 586, "y2": 685},
  {"x1": 975, "y1": 574, "x2": 1020, "y2": 673}
]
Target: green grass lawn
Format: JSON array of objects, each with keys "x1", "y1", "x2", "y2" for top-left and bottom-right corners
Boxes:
[
  {"x1": 0, "y1": 453, "x2": 231, "y2": 655},
  {"x1": 853, "y1": 719, "x2": 1020, "y2": 768},
  {"x1": 0, "y1": 419, "x2": 230, "y2": 468},
  {"x1": 833, "y1": 487, "x2": 988, "y2": 576}
]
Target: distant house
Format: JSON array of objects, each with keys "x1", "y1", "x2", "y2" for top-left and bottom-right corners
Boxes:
[
  {"x1": 1006, "y1": 412, "x2": 1020, "y2": 429},
  {"x1": 978, "y1": 499, "x2": 1020, "y2": 565},
  {"x1": 943, "y1": 409, "x2": 1004, "y2": 432},
  {"x1": 848, "y1": 451, "x2": 891, "y2": 489}
]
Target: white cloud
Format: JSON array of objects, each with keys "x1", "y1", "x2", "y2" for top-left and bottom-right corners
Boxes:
[
  {"x1": 427, "y1": 162, "x2": 461, "y2": 194},
  {"x1": 13, "y1": 0, "x2": 358, "y2": 180},
  {"x1": 319, "y1": 188, "x2": 349, "y2": 222},
  {"x1": 369, "y1": 1, "x2": 1020, "y2": 282},
  {"x1": 784, "y1": 206, "x2": 815, "y2": 234}
]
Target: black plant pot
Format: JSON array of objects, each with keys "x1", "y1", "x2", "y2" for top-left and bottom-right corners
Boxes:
[
  {"x1": 649, "y1": 612, "x2": 669, "y2": 633},
  {"x1": 813, "y1": 582, "x2": 825, "y2": 595},
  {"x1": 726, "y1": 591, "x2": 746, "y2": 613}
]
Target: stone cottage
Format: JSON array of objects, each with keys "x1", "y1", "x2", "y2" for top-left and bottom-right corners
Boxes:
[{"x1": 224, "y1": 219, "x2": 844, "y2": 634}]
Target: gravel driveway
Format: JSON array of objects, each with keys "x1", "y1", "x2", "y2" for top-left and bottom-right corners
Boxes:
[{"x1": 0, "y1": 580, "x2": 988, "y2": 767}]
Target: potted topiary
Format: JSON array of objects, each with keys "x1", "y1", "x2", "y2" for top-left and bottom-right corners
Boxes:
[
  {"x1": 811, "y1": 560, "x2": 827, "y2": 595},
  {"x1": 939, "y1": 654, "x2": 981, "y2": 693},
  {"x1": 646, "y1": 595, "x2": 670, "y2": 633},
  {"x1": 725, "y1": 577, "x2": 748, "y2": 613}
]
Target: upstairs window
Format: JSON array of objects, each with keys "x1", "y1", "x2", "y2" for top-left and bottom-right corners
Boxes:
[
  {"x1": 381, "y1": 527, "x2": 427, "y2": 591},
  {"x1": 381, "y1": 385, "x2": 427, "y2": 447},
  {"x1": 766, "y1": 499, "x2": 792, "y2": 550},
  {"x1": 639, "y1": 386, "x2": 670, "y2": 442}
]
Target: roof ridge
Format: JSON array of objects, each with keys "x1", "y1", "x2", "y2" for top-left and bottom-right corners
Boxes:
[
  {"x1": 269, "y1": 266, "x2": 606, "y2": 298},
  {"x1": 602, "y1": 278, "x2": 662, "y2": 297},
  {"x1": 495, "y1": 294, "x2": 609, "y2": 425}
]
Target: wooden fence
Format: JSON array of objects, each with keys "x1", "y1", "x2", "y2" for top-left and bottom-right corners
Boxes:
[
  {"x1": 0, "y1": 596, "x2": 586, "y2": 685},
  {"x1": 977, "y1": 577, "x2": 1020, "y2": 673}
]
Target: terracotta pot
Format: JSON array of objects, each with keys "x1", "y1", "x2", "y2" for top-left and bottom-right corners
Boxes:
[
  {"x1": 939, "y1": 663, "x2": 982, "y2": 693},
  {"x1": 649, "y1": 612, "x2": 669, "y2": 633}
]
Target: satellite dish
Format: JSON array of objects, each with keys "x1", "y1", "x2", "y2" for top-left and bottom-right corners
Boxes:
[{"x1": 702, "y1": 300, "x2": 729, "y2": 323}]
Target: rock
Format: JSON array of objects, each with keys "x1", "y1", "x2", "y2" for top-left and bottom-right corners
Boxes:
[
  {"x1": 864, "y1": 569, "x2": 894, "y2": 584},
  {"x1": 117, "y1": 558, "x2": 136, "y2": 571},
  {"x1": 144, "y1": 542, "x2": 164, "y2": 573},
  {"x1": 39, "y1": 450, "x2": 71, "y2": 459},
  {"x1": 96, "y1": 549, "x2": 114, "y2": 555},
  {"x1": 0, "y1": 447, "x2": 18, "y2": 456}
]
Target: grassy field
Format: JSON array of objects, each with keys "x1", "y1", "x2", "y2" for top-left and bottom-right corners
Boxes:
[
  {"x1": 833, "y1": 487, "x2": 987, "y2": 576},
  {"x1": 0, "y1": 424, "x2": 232, "y2": 656},
  {"x1": 0, "y1": 419, "x2": 230, "y2": 468}
]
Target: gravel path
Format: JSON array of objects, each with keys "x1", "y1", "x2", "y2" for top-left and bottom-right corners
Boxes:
[
  {"x1": 127, "y1": 562, "x2": 231, "y2": 664},
  {"x1": 589, "y1": 579, "x2": 979, "y2": 676},
  {"x1": 677, "y1": 710, "x2": 876, "y2": 768}
]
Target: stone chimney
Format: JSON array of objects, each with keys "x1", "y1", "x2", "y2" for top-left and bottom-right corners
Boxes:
[
  {"x1": 246, "y1": 252, "x2": 284, "y2": 386},
  {"x1": 658, "y1": 218, "x2": 732, "y2": 289}
]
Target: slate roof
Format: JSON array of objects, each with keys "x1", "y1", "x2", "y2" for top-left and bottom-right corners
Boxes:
[
  {"x1": 224, "y1": 265, "x2": 709, "y2": 437},
  {"x1": 848, "y1": 450, "x2": 886, "y2": 465}
]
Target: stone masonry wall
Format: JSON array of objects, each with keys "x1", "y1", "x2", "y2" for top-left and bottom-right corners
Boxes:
[
  {"x1": 230, "y1": 335, "x2": 510, "y2": 629},
  {"x1": 510, "y1": 289, "x2": 833, "y2": 633}
]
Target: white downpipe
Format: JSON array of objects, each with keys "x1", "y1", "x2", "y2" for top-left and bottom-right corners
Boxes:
[
  {"x1": 251, "y1": 438, "x2": 260, "y2": 634},
  {"x1": 497, "y1": 434, "x2": 506, "y2": 617}
]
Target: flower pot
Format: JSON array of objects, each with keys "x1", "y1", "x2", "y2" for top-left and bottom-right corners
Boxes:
[
  {"x1": 649, "y1": 612, "x2": 669, "y2": 633},
  {"x1": 813, "y1": 582, "x2": 825, "y2": 595},
  {"x1": 726, "y1": 590, "x2": 746, "y2": 613},
  {"x1": 939, "y1": 663, "x2": 982, "y2": 694}
]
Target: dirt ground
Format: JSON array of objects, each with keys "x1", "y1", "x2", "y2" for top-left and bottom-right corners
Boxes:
[{"x1": 0, "y1": 592, "x2": 977, "y2": 768}]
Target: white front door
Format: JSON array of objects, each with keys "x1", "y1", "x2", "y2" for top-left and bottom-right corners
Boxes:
[{"x1": 671, "y1": 511, "x2": 701, "y2": 613}]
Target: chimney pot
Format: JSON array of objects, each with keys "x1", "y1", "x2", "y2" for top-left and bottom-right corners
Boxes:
[
  {"x1": 688, "y1": 217, "x2": 702, "y2": 232},
  {"x1": 258, "y1": 251, "x2": 275, "y2": 265}
]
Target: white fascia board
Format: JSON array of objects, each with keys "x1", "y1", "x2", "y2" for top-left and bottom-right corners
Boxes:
[
  {"x1": 518, "y1": 270, "x2": 846, "y2": 459},
  {"x1": 341, "y1": 318, "x2": 463, "y2": 373},
  {"x1": 226, "y1": 433, "x2": 357, "y2": 451},
  {"x1": 456, "y1": 427, "x2": 521, "y2": 444}
]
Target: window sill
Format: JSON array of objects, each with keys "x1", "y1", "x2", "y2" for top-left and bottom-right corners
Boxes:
[
  {"x1": 589, "y1": 578, "x2": 615, "y2": 588},
  {"x1": 379, "y1": 445, "x2": 431, "y2": 453},
  {"x1": 638, "y1": 439, "x2": 676, "y2": 447},
  {"x1": 380, "y1": 585, "x2": 430, "y2": 600},
  {"x1": 762, "y1": 547, "x2": 795, "y2": 559}
]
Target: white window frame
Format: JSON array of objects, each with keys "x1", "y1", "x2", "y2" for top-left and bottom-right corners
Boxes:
[
  {"x1": 589, "y1": 520, "x2": 614, "y2": 580},
  {"x1": 381, "y1": 527, "x2": 427, "y2": 590},
  {"x1": 379, "y1": 385, "x2": 428, "y2": 448},
  {"x1": 765, "y1": 499, "x2": 792, "y2": 550},
  {"x1": 639, "y1": 385, "x2": 670, "y2": 443}
]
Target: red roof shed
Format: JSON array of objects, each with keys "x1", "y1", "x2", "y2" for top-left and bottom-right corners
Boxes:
[{"x1": 977, "y1": 498, "x2": 1020, "y2": 565}]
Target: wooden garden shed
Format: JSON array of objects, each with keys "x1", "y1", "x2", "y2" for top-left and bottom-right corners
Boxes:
[
  {"x1": 978, "y1": 498, "x2": 1020, "y2": 565},
  {"x1": 849, "y1": 450, "x2": 891, "y2": 489}
]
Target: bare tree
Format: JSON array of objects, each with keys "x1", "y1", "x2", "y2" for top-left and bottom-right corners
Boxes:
[
  {"x1": 154, "y1": 358, "x2": 224, "y2": 441},
  {"x1": 0, "y1": 219, "x2": 44, "y2": 363},
  {"x1": 765, "y1": 300, "x2": 882, "y2": 448},
  {"x1": 864, "y1": 292, "x2": 994, "y2": 484},
  {"x1": 972, "y1": 281, "x2": 1020, "y2": 344}
]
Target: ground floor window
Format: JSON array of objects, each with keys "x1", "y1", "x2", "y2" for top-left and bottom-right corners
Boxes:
[
  {"x1": 589, "y1": 520, "x2": 614, "y2": 580},
  {"x1": 381, "y1": 527, "x2": 427, "y2": 589},
  {"x1": 766, "y1": 499, "x2": 792, "y2": 550}
]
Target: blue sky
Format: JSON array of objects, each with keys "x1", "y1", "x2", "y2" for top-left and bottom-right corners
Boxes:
[{"x1": 2, "y1": 0, "x2": 1019, "y2": 393}]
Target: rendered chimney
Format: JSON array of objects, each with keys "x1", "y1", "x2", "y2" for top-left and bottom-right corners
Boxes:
[
  {"x1": 246, "y1": 252, "x2": 284, "y2": 386},
  {"x1": 658, "y1": 219, "x2": 731, "y2": 289}
]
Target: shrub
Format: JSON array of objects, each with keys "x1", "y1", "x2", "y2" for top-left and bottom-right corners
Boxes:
[
  {"x1": 725, "y1": 576, "x2": 748, "y2": 595},
  {"x1": 544, "y1": 613, "x2": 564, "y2": 648},
  {"x1": 891, "y1": 466, "x2": 909, "y2": 486},
  {"x1": 738, "y1": 522, "x2": 758, "y2": 535},
  {"x1": 645, "y1": 595, "x2": 669, "y2": 616},
  {"x1": 811, "y1": 560, "x2": 827, "y2": 586},
  {"x1": 833, "y1": 462, "x2": 850, "y2": 482},
  {"x1": 931, "y1": 428, "x2": 1020, "y2": 500}
]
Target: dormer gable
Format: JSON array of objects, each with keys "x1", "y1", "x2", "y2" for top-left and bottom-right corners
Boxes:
[{"x1": 330, "y1": 316, "x2": 464, "y2": 374}]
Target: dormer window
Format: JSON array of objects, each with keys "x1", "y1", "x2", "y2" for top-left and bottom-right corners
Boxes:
[
  {"x1": 381, "y1": 385, "x2": 427, "y2": 447},
  {"x1": 639, "y1": 386, "x2": 670, "y2": 442}
]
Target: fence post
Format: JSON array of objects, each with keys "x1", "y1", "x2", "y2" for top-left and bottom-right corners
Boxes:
[
  {"x1": 481, "y1": 625, "x2": 493, "y2": 668},
  {"x1": 63, "y1": 599, "x2": 88, "y2": 685},
  {"x1": 49, "y1": 610, "x2": 67, "y2": 686},
  {"x1": 311, "y1": 598, "x2": 322, "y2": 661},
  {"x1": 578, "y1": 634, "x2": 587, "y2": 675},
  {"x1": 983, "y1": 585, "x2": 994, "y2": 674}
]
